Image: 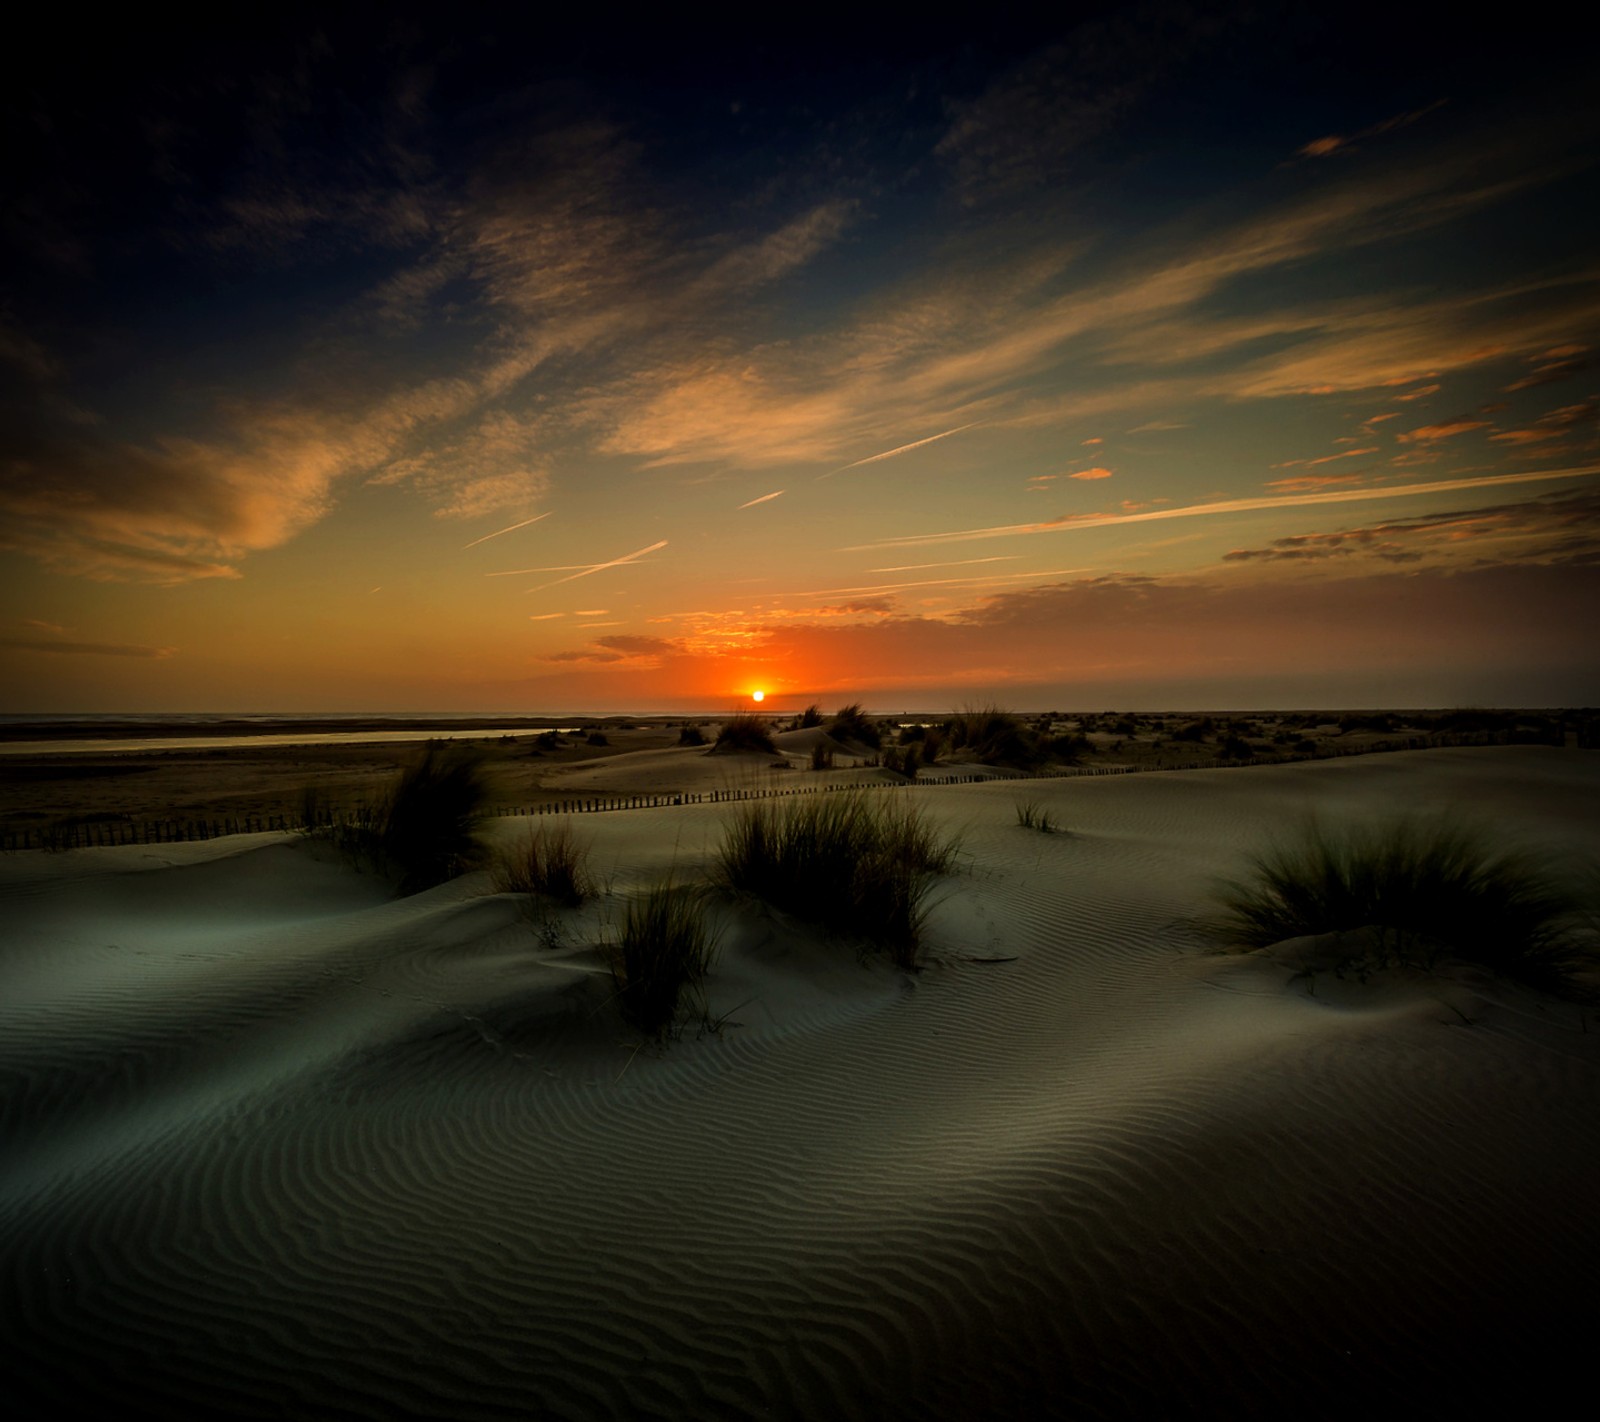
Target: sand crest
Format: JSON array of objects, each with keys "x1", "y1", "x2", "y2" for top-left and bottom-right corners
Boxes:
[{"x1": 2, "y1": 748, "x2": 1597, "y2": 1418}]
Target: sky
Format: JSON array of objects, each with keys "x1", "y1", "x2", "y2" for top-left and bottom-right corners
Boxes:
[{"x1": 2, "y1": 6, "x2": 1597, "y2": 713}]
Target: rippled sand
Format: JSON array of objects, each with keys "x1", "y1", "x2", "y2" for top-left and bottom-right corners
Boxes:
[{"x1": 3, "y1": 747, "x2": 1597, "y2": 1418}]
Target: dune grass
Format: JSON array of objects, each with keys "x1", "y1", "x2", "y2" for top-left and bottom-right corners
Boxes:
[
  {"x1": 827, "y1": 702, "x2": 881, "y2": 748},
  {"x1": 609, "y1": 883, "x2": 716, "y2": 1035},
  {"x1": 492, "y1": 819, "x2": 592, "y2": 907},
  {"x1": 1203, "y1": 815, "x2": 1591, "y2": 995},
  {"x1": 717, "y1": 789, "x2": 959, "y2": 967},
  {"x1": 714, "y1": 713, "x2": 777, "y2": 754},
  {"x1": 797, "y1": 703, "x2": 825, "y2": 728},
  {"x1": 947, "y1": 703, "x2": 1043, "y2": 768},
  {"x1": 313, "y1": 742, "x2": 490, "y2": 892},
  {"x1": 1015, "y1": 799, "x2": 1061, "y2": 834}
]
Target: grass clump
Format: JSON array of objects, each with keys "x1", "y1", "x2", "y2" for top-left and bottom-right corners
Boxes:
[
  {"x1": 717, "y1": 790, "x2": 959, "y2": 967},
  {"x1": 810, "y1": 742, "x2": 835, "y2": 771},
  {"x1": 678, "y1": 722, "x2": 707, "y2": 746},
  {"x1": 608, "y1": 884, "x2": 716, "y2": 1035},
  {"x1": 714, "y1": 713, "x2": 777, "y2": 754},
  {"x1": 328, "y1": 741, "x2": 490, "y2": 893},
  {"x1": 947, "y1": 703, "x2": 1043, "y2": 768},
  {"x1": 1202, "y1": 815, "x2": 1591, "y2": 996},
  {"x1": 827, "y1": 702, "x2": 881, "y2": 748},
  {"x1": 492, "y1": 819, "x2": 592, "y2": 907},
  {"x1": 1015, "y1": 800, "x2": 1061, "y2": 834},
  {"x1": 797, "y1": 703, "x2": 825, "y2": 728}
]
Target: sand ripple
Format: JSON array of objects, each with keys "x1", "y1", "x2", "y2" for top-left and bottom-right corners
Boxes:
[{"x1": 3, "y1": 749, "x2": 1598, "y2": 1417}]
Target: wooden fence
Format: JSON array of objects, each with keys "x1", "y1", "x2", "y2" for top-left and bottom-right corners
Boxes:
[{"x1": 0, "y1": 727, "x2": 1568, "y2": 853}]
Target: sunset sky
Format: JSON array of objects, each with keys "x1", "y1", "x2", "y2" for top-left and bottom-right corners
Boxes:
[{"x1": 3, "y1": 8, "x2": 1597, "y2": 713}]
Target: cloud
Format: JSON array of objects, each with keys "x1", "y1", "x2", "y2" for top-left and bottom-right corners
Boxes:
[
  {"x1": 1221, "y1": 489, "x2": 1600, "y2": 566},
  {"x1": 1398, "y1": 420, "x2": 1490, "y2": 444},
  {"x1": 846, "y1": 467, "x2": 1600, "y2": 551},
  {"x1": 1270, "y1": 447, "x2": 1379, "y2": 471},
  {"x1": 935, "y1": 13, "x2": 1230, "y2": 207},
  {"x1": 0, "y1": 637, "x2": 175, "y2": 657},
  {"x1": 737, "y1": 490, "x2": 785, "y2": 509},
  {"x1": 1070, "y1": 467, "x2": 1114, "y2": 480},
  {"x1": 1504, "y1": 345, "x2": 1595, "y2": 391},
  {"x1": 1293, "y1": 101, "x2": 1448, "y2": 161},
  {"x1": 1264, "y1": 473, "x2": 1369, "y2": 492},
  {"x1": 1392, "y1": 383, "x2": 1442, "y2": 402},
  {"x1": 544, "y1": 649, "x2": 625, "y2": 664}
]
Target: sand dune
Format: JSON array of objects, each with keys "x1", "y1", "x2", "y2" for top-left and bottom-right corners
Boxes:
[{"x1": 3, "y1": 748, "x2": 1597, "y2": 1418}]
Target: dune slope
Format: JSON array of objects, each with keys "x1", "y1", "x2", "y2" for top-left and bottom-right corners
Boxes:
[{"x1": 2, "y1": 748, "x2": 1597, "y2": 1418}]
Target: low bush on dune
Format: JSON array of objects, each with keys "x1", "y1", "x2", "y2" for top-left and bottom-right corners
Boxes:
[
  {"x1": 1201, "y1": 815, "x2": 1593, "y2": 996},
  {"x1": 323, "y1": 741, "x2": 490, "y2": 893},
  {"x1": 797, "y1": 703, "x2": 825, "y2": 729},
  {"x1": 678, "y1": 722, "x2": 707, "y2": 746},
  {"x1": 714, "y1": 713, "x2": 777, "y2": 754},
  {"x1": 608, "y1": 883, "x2": 716, "y2": 1035},
  {"x1": 827, "y1": 702, "x2": 881, "y2": 749},
  {"x1": 810, "y1": 742, "x2": 835, "y2": 771},
  {"x1": 717, "y1": 790, "x2": 959, "y2": 968},
  {"x1": 492, "y1": 819, "x2": 592, "y2": 907}
]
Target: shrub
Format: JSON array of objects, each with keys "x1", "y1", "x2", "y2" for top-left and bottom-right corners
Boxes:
[
  {"x1": 1218, "y1": 735, "x2": 1254, "y2": 761},
  {"x1": 678, "y1": 723, "x2": 707, "y2": 747},
  {"x1": 1201, "y1": 815, "x2": 1590, "y2": 995},
  {"x1": 609, "y1": 884, "x2": 715, "y2": 1035},
  {"x1": 828, "y1": 702, "x2": 881, "y2": 748},
  {"x1": 586, "y1": 731, "x2": 609, "y2": 747},
  {"x1": 492, "y1": 819, "x2": 592, "y2": 907},
  {"x1": 714, "y1": 713, "x2": 777, "y2": 754},
  {"x1": 810, "y1": 742, "x2": 835, "y2": 771},
  {"x1": 716, "y1": 790, "x2": 959, "y2": 967},
  {"x1": 798, "y1": 703, "x2": 825, "y2": 728}
]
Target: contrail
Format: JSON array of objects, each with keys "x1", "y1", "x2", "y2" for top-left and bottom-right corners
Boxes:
[
  {"x1": 528, "y1": 540, "x2": 668, "y2": 593},
  {"x1": 844, "y1": 466, "x2": 1600, "y2": 551},
  {"x1": 738, "y1": 490, "x2": 786, "y2": 509},
  {"x1": 461, "y1": 511, "x2": 551, "y2": 550},
  {"x1": 868, "y1": 555, "x2": 1021, "y2": 573},
  {"x1": 781, "y1": 568, "x2": 1090, "y2": 598},
  {"x1": 822, "y1": 421, "x2": 985, "y2": 478}
]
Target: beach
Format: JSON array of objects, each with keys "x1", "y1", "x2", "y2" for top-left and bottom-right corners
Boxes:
[{"x1": 2, "y1": 745, "x2": 1597, "y2": 1418}]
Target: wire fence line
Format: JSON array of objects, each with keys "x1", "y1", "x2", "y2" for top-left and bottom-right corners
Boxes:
[{"x1": 1, "y1": 727, "x2": 1567, "y2": 853}]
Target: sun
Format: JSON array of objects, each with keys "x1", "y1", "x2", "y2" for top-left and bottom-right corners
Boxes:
[{"x1": 751, "y1": 689, "x2": 765, "y2": 703}]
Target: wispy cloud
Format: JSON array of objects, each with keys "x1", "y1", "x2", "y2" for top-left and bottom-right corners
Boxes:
[
  {"x1": 1222, "y1": 488, "x2": 1600, "y2": 567},
  {"x1": 737, "y1": 490, "x2": 785, "y2": 509},
  {"x1": 1, "y1": 637, "x2": 175, "y2": 658},
  {"x1": 1398, "y1": 420, "x2": 1490, "y2": 444},
  {"x1": 846, "y1": 467, "x2": 1600, "y2": 551},
  {"x1": 1294, "y1": 100, "x2": 1448, "y2": 161}
]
